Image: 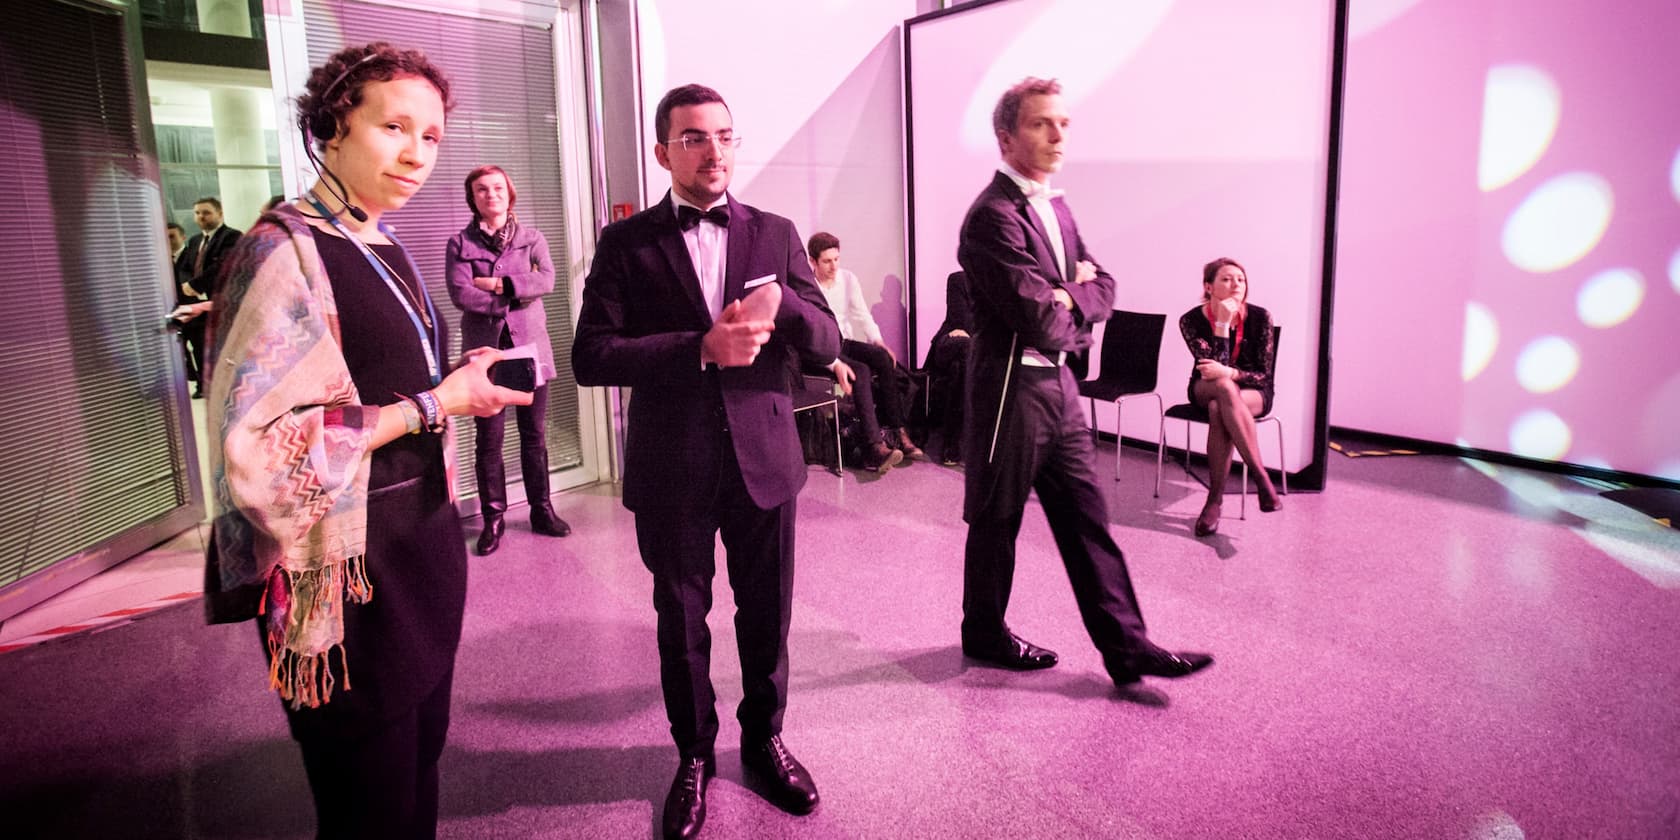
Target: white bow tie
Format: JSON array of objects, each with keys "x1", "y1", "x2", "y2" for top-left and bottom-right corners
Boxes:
[{"x1": 1019, "y1": 181, "x2": 1064, "y2": 201}]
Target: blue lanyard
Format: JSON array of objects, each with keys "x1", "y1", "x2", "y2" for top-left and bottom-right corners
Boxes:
[{"x1": 307, "y1": 196, "x2": 442, "y2": 386}]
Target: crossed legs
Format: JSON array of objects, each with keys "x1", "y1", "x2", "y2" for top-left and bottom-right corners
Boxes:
[{"x1": 1191, "y1": 378, "x2": 1279, "y2": 534}]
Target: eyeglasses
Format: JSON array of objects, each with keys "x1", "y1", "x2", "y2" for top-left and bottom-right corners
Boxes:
[{"x1": 664, "y1": 132, "x2": 742, "y2": 153}]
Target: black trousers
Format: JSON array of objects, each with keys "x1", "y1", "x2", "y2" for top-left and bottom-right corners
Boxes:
[
  {"x1": 178, "y1": 318, "x2": 206, "y2": 384},
  {"x1": 295, "y1": 671, "x2": 453, "y2": 840},
  {"x1": 840, "y1": 338, "x2": 908, "y2": 441},
  {"x1": 474, "y1": 382, "x2": 552, "y2": 518},
  {"x1": 961, "y1": 364, "x2": 1149, "y2": 672},
  {"x1": 634, "y1": 442, "x2": 797, "y2": 759}
]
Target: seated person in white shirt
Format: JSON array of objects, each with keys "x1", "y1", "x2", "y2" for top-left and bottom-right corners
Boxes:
[{"x1": 808, "y1": 231, "x2": 921, "y2": 472}]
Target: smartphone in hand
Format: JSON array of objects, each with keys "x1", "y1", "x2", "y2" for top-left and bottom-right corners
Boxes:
[{"x1": 489, "y1": 357, "x2": 537, "y2": 392}]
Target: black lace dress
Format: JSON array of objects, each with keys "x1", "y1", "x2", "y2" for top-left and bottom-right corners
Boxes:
[{"x1": 1178, "y1": 303, "x2": 1275, "y2": 416}]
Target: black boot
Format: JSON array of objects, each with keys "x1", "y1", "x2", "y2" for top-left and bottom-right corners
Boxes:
[{"x1": 476, "y1": 514, "x2": 505, "y2": 555}]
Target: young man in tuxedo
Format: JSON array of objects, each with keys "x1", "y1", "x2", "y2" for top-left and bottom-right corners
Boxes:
[
  {"x1": 572, "y1": 84, "x2": 840, "y2": 840},
  {"x1": 955, "y1": 77, "x2": 1214, "y2": 689}
]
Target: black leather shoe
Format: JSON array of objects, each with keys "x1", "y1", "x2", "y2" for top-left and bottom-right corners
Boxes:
[
  {"x1": 741, "y1": 735, "x2": 819, "y2": 815},
  {"x1": 1109, "y1": 645, "x2": 1214, "y2": 685},
  {"x1": 662, "y1": 755, "x2": 715, "y2": 840},
  {"x1": 962, "y1": 632, "x2": 1058, "y2": 670},
  {"x1": 475, "y1": 516, "x2": 504, "y2": 556},
  {"x1": 530, "y1": 505, "x2": 571, "y2": 537}
]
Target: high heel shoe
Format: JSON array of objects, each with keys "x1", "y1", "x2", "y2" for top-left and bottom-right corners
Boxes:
[
  {"x1": 1194, "y1": 500, "x2": 1221, "y2": 537},
  {"x1": 1258, "y1": 480, "x2": 1283, "y2": 513}
]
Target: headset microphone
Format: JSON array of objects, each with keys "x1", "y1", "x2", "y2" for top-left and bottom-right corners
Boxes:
[{"x1": 299, "y1": 127, "x2": 369, "y2": 223}]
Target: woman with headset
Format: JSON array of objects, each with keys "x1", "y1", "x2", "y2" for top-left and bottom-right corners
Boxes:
[{"x1": 203, "y1": 42, "x2": 528, "y2": 837}]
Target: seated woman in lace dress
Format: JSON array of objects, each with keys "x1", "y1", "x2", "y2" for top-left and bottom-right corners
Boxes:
[{"x1": 1179, "y1": 257, "x2": 1282, "y2": 536}]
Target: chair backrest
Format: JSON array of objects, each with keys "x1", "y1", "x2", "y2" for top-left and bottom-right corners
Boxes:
[{"x1": 1094, "y1": 310, "x2": 1166, "y2": 393}]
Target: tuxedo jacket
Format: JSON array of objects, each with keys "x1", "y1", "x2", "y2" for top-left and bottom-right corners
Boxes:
[
  {"x1": 572, "y1": 193, "x2": 841, "y2": 515},
  {"x1": 956, "y1": 171, "x2": 1115, "y2": 518},
  {"x1": 183, "y1": 225, "x2": 243, "y2": 299}
]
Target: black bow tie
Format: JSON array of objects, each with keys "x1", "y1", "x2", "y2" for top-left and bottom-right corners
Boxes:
[{"x1": 677, "y1": 204, "x2": 730, "y2": 230}]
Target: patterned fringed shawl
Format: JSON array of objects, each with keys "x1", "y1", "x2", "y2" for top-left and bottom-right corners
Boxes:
[{"x1": 202, "y1": 204, "x2": 396, "y2": 709}]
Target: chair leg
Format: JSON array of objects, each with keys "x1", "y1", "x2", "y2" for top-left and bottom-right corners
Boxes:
[
  {"x1": 1240, "y1": 458, "x2": 1248, "y2": 520},
  {"x1": 1149, "y1": 413, "x2": 1162, "y2": 497},
  {"x1": 1114, "y1": 397, "x2": 1124, "y2": 483},
  {"x1": 830, "y1": 404, "x2": 842, "y2": 476},
  {"x1": 1148, "y1": 393, "x2": 1163, "y2": 498},
  {"x1": 1275, "y1": 417, "x2": 1288, "y2": 495}
]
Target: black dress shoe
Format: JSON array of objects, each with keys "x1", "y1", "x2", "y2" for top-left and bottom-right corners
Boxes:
[
  {"x1": 662, "y1": 755, "x2": 715, "y2": 840},
  {"x1": 475, "y1": 516, "x2": 504, "y2": 556},
  {"x1": 530, "y1": 505, "x2": 571, "y2": 537},
  {"x1": 741, "y1": 735, "x2": 819, "y2": 815},
  {"x1": 1109, "y1": 645, "x2": 1214, "y2": 685},
  {"x1": 962, "y1": 632, "x2": 1059, "y2": 670}
]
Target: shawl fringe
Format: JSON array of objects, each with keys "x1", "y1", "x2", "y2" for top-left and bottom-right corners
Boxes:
[{"x1": 262, "y1": 554, "x2": 371, "y2": 709}]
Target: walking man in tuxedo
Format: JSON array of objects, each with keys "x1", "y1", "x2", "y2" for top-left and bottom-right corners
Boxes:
[
  {"x1": 176, "y1": 197, "x2": 241, "y2": 396},
  {"x1": 572, "y1": 84, "x2": 840, "y2": 840},
  {"x1": 957, "y1": 77, "x2": 1214, "y2": 689}
]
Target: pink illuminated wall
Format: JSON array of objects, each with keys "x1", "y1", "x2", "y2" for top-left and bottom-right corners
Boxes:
[
  {"x1": 1335, "y1": 0, "x2": 1680, "y2": 481},
  {"x1": 907, "y1": 0, "x2": 1338, "y2": 477}
]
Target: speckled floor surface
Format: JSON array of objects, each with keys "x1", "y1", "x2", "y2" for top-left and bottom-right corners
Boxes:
[{"x1": 3, "y1": 444, "x2": 1677, "y2": 839}]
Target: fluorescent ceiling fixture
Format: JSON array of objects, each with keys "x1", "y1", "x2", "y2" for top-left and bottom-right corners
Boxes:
[
  {"x1": 1478, "y1": 65, "x2": 1560, "y2": 192},
  {"x1": 1501, "y1": 172, "x2": 1613, "y2": 273},
  {"x1": 1576, "y1": 268, "x2": 1644, "y2": 328},
  {"x1": 1514, "y1": 336, "x2": 1580, "y2": 394},
  {"x1": 1461, "y1": 301, "x2": 1498, "y2": 381},
  {"x1": 1509, "y1": 409, "x2": 1571, "y2": 460},
  {"x1": 959, "y1": 0, "x2": 1174, "y2": 154}
]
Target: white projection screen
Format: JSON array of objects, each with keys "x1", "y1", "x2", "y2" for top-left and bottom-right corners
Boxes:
[{"x1": 905, "y1": 0, "x2": 1344, "y2": 488}]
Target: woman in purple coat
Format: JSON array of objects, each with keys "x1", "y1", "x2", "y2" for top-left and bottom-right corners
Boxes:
[{"x1": 445, "y1": 165, "x2": 570, "y2": 554}]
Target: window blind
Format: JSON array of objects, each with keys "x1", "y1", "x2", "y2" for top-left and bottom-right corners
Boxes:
[
  {"x1": 0, "y1": 0, "x2": 196, "y2": 591},
  {"x1": 301, "y1": 0, "x2": 583, "y2": 500}
]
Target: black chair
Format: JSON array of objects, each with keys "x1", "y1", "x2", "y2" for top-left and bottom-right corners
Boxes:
[
  {"x1": 1077, "y1": 310, "x2": 1166, "y2": 492},
  {"x1": 792, "y1": 367, "x2": 843, "y2": 476},
  {"x1": 1157, "y1": 325, "x2": 1286, "y2": 519}
]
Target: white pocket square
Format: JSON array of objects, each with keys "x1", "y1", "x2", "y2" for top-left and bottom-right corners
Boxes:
[{"x1": 744, "y1": 273, "x2": 778, "y2": 289}]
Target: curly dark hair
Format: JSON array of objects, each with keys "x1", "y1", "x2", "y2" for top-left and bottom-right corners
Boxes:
[{"x1": 297, "y1": 42, "x2": 453, "y2": 150}]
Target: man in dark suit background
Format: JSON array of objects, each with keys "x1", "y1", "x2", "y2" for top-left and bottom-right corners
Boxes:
[
  {"x1": 572, "y1": 84, "x2": 840, "y2": 840},
  {"x1": 175, "y1": 197, "x2": 241, "y2": 397},
  {"x1": 956, "y1": 77, "x2": 1213, "y2": 690}
]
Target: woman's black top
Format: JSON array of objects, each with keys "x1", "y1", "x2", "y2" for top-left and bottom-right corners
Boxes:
[{"x1": 279, "y1": 229, "x2": 466, "y2": 739}]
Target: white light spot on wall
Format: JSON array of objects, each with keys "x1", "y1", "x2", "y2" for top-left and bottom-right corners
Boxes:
[
  {"x1": 1502, "y1": 172, "x2": 1613, "y2": 272},
  {"x1": 1515, "y1": 336, "x2": 1580, "y2": 393},
  {"x1": 1657, "y1": 460, "x2": 1680, "y2": 483},
  {"x1": 1671, "y1": 246, "x2": 1680, "y2": 295},
  {"x1": 1576, "y1": 268, "x2": 1644, "y2": 328},
  {"x1": 1671, "y1": 146, "x2": 1680, "y2": 204},
  {"x1": 1479, "y1": 65, "x2": 1560, "y2": 192},
  {"x1": 1509, "y1": 410, "x2": 1572, "y2": 460},
  {"x1": 1462, "y1": 301, "x2": 1498, "y2": 381}
]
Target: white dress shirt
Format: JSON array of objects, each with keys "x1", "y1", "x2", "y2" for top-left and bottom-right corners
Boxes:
[
  {"x1": 671, "y1": 193, "x2": 729, "y2": 321},
  {"x1": 998, "y1": 164, "x2": 1068, "y2": 367}
]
